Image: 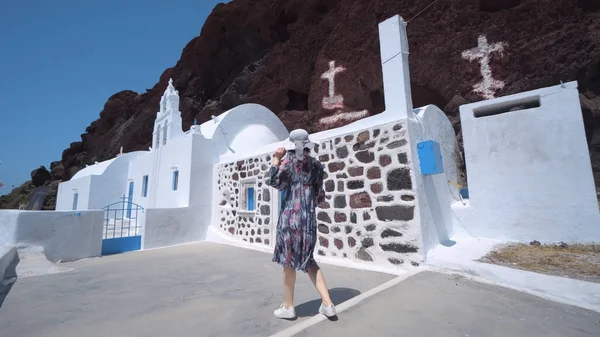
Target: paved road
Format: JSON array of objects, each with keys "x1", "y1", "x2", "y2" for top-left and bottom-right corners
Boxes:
[
  {"x1": 0, "y1": 242, "x2": 394, "y2": 337},
  {"x1": 298, "y1": 271, "x2": 600, "y2": 337}
]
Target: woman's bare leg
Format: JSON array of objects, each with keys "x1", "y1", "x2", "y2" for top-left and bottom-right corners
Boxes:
[
  {"x1": 307, "y1": 264, "x2": 333, "y2": 306},
  {"x1": 283, "y1": 266, "x2": 296, "y2": 308}
]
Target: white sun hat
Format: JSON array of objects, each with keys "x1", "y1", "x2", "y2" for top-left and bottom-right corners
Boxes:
[{"x1": 283, "y1": 129, "x2": 320, "y2": 151}]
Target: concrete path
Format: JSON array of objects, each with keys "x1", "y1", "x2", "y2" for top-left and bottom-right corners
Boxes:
[
  {"x1": 296, "y1": 271, "x2": 600, "y2": 337},
  {"x1": 0, "y1": 242, "x2": 393, "y2": 337}
]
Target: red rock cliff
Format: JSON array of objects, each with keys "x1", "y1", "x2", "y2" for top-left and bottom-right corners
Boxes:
[{"x1": 1, "y1": 0, "x2": 599, "y2": 209}]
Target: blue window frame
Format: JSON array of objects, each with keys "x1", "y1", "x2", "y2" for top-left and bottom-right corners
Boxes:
[
  {"x1": 247, "y1": 187, "x2": 255, "y2": 211},
  {"x1": 172, "y1": 170, "x2": 179, "y2": 191},
  {"x1": 127, "y1": 182, "x2": 134, "y2": 218},
  {"x1": 240, "y1": 181, "x2": 256, "y2": 212},
  {"x1": 142, "y1": 175, "x2": 149, "y2": 197},
  {"x1": 72, "y1": 192, "x2": 78, "y2": 210}
]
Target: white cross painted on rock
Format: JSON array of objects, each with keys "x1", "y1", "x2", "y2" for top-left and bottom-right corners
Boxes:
[
  {"x1": 317, "y1": 60, "x2": 370, "y2": 126},
  {"x1": 462, "y1": 35, "x2": 507, "y2": 99},
  {"x1": 321, "y1": 61, "x2": 346, "y2": 110},
  {"x1": 319, "y1": 110, "x2": 369, "y2": 126}
]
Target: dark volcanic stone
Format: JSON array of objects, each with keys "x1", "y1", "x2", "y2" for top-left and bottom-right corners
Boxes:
[
  {"x1": 318, "y1": 212, "x2": 332, "y2": 223},
  {"x1": 380, "y1": 243, "x2": 419, "y2": 253},
  {"x1": 318, "y1": 224, "x2": 330, "y2": 234},
  {"x1": 334, "y1": 212, "x2": 347, "y2": 222},
  {"x1": 350, "y1": 192, "x2": 372, "y2": 208},
  {"x1": 355, "y1": 248, "x2": 373, "y2": 262},
  {"x1": 319, "y1": 236, "x2": 329, "y2": 248},
  {"x1": 397, "y1": 152, "x2": 408, "y2": 164},
  {"x1": 336, "y1": 146, "x2": 349, "y2": 159},
  {"x1": 31, "y1": 166, "x2": 51, "y2": 187},
  {"x1": 357, "y1": 131, "x2": 370, "y2": 143},
  {"x1": 325, "y1": 180, "x2": 335, "y2": 192},
  {"x1": 328, "y1": 162, "x2": 345, "y2": 172},
  {"x1": 377, "y1": 195, "x2": 394, "y2": 202},
  {"x1": 348, "y1": 166, "x2": 364, "y2": 177},
  {"x1": 348, "y1": 237, "x2": 357, "y2": 248},
  {"x1": 401, "y1": 195, "x2": 415, "y2": 201},
  {"x1": 365, "y1": 223, "x2": 376, "y2": 231},
  {"x1": 379, "y1": 155, "x2": 392, "y2": 167},
  {"x1": 334, "y1": 195, "x2": 347, "y2": 208},
  {"x1": 260, "y1": 205, "x2": 270, "y2": 215},
  {"x1": 370, "y1": 183, "x2": 383, "y2": 194},
  {"x1": 376, "y1": 205, "x2": 415, "y2": 221},
  {"x1": 347, "y1": 180, "x2": 364, "y2": 189},
  {"x1": 361, "y1": 237, "x2": 374, "y2": 248},
  {"x1": 387, "y1": 168, "x2": 412, "y2": 191},
  {"x1": 387, "y1": 139, "x2": 407, "y2": 149},
  {"x1": 366, "y1": 167, "x2": 381, "y2": 179},
  {"x1": 355, "y1": 151, "x2": 375, "y2": 163},
  {"x1": 388, "y1": 258, "x2": 404, "y2": 265},
  {"x1": 381, "y1": 228, "x2": 403, "y2": 238}
]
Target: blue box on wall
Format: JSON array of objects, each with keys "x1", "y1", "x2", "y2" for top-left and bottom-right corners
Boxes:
[{"x1": 417, "y1": 140, "x2": 444, "y2": 175}]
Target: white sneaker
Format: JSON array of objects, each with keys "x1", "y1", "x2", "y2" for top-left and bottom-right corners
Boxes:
[
  {"x1": 319, "y1": 302, "x2": 337, "y2": 317},
  {"x1": 274, "y1": 303, "x2": 296, "y2": 319}
]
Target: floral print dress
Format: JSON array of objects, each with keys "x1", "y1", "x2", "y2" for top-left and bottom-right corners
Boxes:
[{"x1": 266, "y1": 151, "x2": 326, "y2": 272}]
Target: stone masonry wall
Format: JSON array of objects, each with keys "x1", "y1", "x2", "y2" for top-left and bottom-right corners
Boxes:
[
  {"x1": 215, "y1": 154, "x2": 273, "y2": 246},
  {"x1": 214, "y1": 120, "x2": 422, "y2": 268},
  {"x1": 311, "y1": 121, "x2": 422, "y2": 267}
]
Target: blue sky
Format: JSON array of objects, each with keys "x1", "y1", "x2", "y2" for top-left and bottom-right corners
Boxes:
[{"x1": 0, "y1": 0, "x2": 226, "y2": 195}]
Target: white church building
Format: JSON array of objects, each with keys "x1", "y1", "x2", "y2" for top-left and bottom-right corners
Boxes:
[
  {"x1": 52, "y1": 15, "x2": 600, "y2": 267},
  {"x1": 57, "y1": 79, "x2": 289, "y2": 213}
]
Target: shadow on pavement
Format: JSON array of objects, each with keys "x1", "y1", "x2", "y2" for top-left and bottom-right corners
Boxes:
[
  {"x1": 295, "y1": 287, "x2": 361, "y2": 318},
  {"x1": 0, "y1": 251, "x2": 20, "y2": 309}
]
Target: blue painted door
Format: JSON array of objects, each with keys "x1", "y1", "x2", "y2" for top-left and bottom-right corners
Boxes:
[{"x1": 127, "y1": 182, "x2": 134, "y2": 218}]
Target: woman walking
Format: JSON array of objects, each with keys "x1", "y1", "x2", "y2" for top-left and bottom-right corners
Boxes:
[{"x1": 266, "y1": 129, "x2": 336, "y2": 319}]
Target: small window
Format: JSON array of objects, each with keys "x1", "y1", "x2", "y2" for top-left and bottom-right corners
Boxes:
[
  {"x1": 240, "y1": 182, "x2": 256, "y2": 212},
  {"x1": 163, "y1": 121, "x2": 168, "y2": 145},
  {"x1": 473, "y1": 95, "x2": 541, "y2": 118},
  {"x1": 155, "y1": 126, "x2": 161, "y2": 149},
  {"x1": 172, "y1": 170, "x2": 179, "y2": 191},
  {"x1": 142, "y1": 175, "x2": 149, "y2": 197},
  {"x1": 72, "y1": 192, "x2": 79, "y2": 210}
]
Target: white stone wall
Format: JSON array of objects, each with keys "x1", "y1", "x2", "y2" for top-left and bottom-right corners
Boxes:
[
  {"x1": 457, "y1": 81, "x2": 600, "y2": 243},
  {"x1": 213, "y1": 120, "x2": 423, "y2": 268},
  {"x1": 0, "y1": 210, "x2": 104, "y2": 262}
]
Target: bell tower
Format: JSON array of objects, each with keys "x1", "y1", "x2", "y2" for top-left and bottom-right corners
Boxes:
[{"x1": 152, "y1": 78, "x2": 184, "y2": 150}]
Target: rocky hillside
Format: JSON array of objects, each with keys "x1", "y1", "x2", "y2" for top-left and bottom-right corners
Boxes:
[{"x1": 1, "y1": 0, "x2": 599, "y2": 209}]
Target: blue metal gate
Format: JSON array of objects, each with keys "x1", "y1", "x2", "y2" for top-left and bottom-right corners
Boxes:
[{"x1": 101, "y1": 196, "x2": 144, "y2": 255}]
